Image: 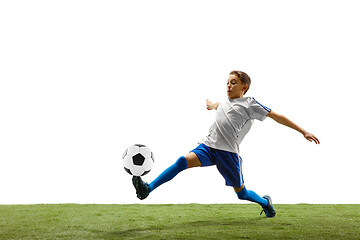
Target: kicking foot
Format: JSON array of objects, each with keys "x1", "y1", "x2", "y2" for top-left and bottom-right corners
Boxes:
[
  {"x1": 132, "y1": 176, "x2": 150, "y2": 200},
  {"x1": 260, "y1": 195, "x2": 276, "y2": 218}
]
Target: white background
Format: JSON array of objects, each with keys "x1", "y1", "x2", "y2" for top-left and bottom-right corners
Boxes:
[{"x1": 1, "y1": 0, "x2": 359, "y2": 204}]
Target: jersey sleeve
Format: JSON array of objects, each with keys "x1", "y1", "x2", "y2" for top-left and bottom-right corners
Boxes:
[{"x1": 248, "y1": 97, "x2": 271, "y2": 121}]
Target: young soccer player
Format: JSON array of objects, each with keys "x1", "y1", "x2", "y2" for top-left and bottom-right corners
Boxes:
[{"x1": 132, "y1": 70, "x2": 320, "y2": 217}]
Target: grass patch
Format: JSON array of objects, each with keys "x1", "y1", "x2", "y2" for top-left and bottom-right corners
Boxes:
[{"x1": 1, "y1": 204, "x2": 359, "y2": 239}]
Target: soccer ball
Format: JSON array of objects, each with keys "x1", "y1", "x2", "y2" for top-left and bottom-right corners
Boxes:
[{"x1": 122, "y1": 144, "x2": 155, "y2": 176}]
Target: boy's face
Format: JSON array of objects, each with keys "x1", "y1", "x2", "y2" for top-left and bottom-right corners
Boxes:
[{"x1": 227, "y1": 74, "x2": 248, "y2": 99}]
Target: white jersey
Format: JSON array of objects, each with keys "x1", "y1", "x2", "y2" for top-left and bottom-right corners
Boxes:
[{"x1": 200, "y1": 97, "x2": 271, "y2": 154}]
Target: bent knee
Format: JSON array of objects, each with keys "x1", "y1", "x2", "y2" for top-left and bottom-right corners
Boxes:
[
  {"x1": 233, "y1": 184, "x2": 245, "y2": 193},
  {"x1": 175, "y1": 156, "x2": 188, "y2": 171},
  {"x1": 234, "y1": 185, "x2": 247, "y2": 199}
]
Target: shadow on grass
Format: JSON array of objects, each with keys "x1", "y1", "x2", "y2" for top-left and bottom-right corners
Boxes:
[{"x1": 102, "y1": 217, "x2": 267, "y2": 238}]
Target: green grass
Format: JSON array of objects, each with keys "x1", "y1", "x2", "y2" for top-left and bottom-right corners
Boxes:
[{"x1": 1, "y1": 204, "x2": 359, "y2": 239}]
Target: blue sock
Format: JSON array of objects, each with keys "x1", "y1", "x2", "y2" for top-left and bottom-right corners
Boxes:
[
  {"x1": 148, "y1": 156, "x2": 188, "y2": 193},
  {"x1": 236, "y1": 186, "x2": 268, "y2": 208}
]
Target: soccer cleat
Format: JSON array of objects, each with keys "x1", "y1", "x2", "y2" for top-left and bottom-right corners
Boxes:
[
  {"x1": 260, "y1": 195, "x2": 276, "y2": 218},
  {"x1": 132, "y1": 176, "x2": 150, "y2": 200}
]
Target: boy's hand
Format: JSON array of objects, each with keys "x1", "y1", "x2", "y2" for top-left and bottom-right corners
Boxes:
[
  {"x1": 303, "y1": 131, "x2": 320, "y2": 144},
  {"x1": 206, "y1": 99, "x2": 219, "y2": 110}
]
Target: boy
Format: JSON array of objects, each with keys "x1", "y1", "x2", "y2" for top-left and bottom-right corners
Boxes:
[{"x1": 132, "y1": 70, "x2": 320, "y2": 217}]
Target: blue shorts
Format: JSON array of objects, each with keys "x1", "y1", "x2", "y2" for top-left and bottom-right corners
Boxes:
[{"x1": 190, "y1": 143, "x2": 244, "y2": 188}]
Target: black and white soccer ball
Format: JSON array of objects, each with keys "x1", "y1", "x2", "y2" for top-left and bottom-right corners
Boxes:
[{"x1": 122, "y1": 144, "x2": 155, "y2": 176}]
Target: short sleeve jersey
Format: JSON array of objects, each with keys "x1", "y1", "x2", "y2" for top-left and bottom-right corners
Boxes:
[{"x1": 200, "y1": 97, "x2": 271, "y2": 154}]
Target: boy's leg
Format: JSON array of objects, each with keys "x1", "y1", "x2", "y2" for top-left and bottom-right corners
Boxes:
[
  {"x1": 234, "y1": 185, "x2": 268, "y2": 207},
  {"x1": 148, "y1": 152, "x2": 201, "y2": 192},
  {"x1": 133, "y1": 152, "x2": 201, "y2": 200},
  {"x1": 234, "y1": 185, "x2": 276, "y2": 217}
]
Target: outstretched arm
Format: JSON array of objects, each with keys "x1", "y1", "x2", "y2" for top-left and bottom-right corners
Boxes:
[{"x1": 267, "y1": 110, "x2": 320, "y2": 144}]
